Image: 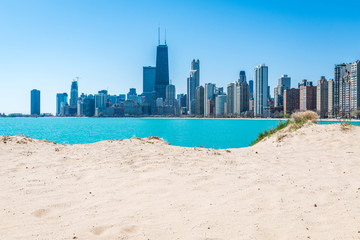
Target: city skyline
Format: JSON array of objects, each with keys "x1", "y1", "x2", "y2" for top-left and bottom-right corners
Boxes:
[{"x1": 1, "y1": 0, "x2": 360, "y2": 114}]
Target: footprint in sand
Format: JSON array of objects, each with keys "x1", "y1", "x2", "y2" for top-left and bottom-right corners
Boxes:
[
  {"x1": 32, "y1": 208, "x2": 50, "y2": 218},
  {"x1": 91, "y1": 226, "x2": 108, "y2": 235},
  {"x1": 122, "y1": 225, "x2": 138, "y2": 234}
]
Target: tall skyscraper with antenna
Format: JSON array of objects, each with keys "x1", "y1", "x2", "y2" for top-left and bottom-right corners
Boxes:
[{"x1": 155, "y1": 28, "x2": 169, "y2": 100}]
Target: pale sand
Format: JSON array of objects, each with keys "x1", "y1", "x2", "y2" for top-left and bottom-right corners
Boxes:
[{"x1": 1, "y1": 123, "x2": 360, "y2": 239}]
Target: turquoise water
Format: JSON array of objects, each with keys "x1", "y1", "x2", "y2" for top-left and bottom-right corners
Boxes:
[{"x1": 0, "y1": 118, "x2": 285, "y2": 149}]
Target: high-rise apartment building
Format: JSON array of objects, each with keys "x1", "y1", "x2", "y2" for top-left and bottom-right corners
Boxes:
[
  {"x1": 187, "y1": 70, "x2": 198, "y2": 115},
  {"x1": 195, "y1": 86, "x2": 204, "y2": 116},
  {"x1": 340, "y1": 71, "x2": 351, "y2": 116},
  {"x1": 334, "y1": 63, "x2": 351, "y2": 115},
  {"x1": 284, "y1": 88, "x2": 300, "y2": 114},
  {"x1": 30, "y1": 89, "x2": 40, "y2": 115},
  {"x1": 165, "y1": 84, "x2": 176, "y2": 107},
  {"x1": 254, "y1": 64, "x2": 268, "y2": 117},
  {"x1": 274, "y1": 74, "x2": 291, "y2": 108},
  {"x1": 227, "y1": 82, "x2": 236, "y2": 115},
  {"x1": 143, "y1": 66, "x2": 156, "y2": 93},
  {"x1": 56, "y1": 93, "x2": 68, "y2": 116},
  {"x1": 215, "y1": 94, "x2": 227, "y2": 116},
  {"x1": 155, "y1": 43, "x2": 169, "y2": 100},
  {"x1": 300, "y1": 86, "x2": 317, "y2": 112},
  {"x1": 328, "y1": 79, "x2": 335, "y2": 117},
  {"x1": 316, "y1": 76, "x2": 328, "y2": 118},
  {"x1": 204, "y1": 83, "x2": 216, "y2": 117},
  {"x1": 350, "y1": 61, "x2": 360, "y2": 111}
]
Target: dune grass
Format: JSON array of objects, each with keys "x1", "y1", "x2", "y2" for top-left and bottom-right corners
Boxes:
[
  {"x1": 249, "y1": 111, "x2": 319, "y2": 146},
  {"x1": 250, "y1": 120, "x2": 290, "y2": 146}
]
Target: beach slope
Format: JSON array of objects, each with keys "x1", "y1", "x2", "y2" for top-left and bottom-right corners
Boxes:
[{"x1": 1, "y1": 123, "x2": 360, "y2": 239}]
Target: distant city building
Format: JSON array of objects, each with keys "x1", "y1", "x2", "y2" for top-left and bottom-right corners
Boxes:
[
  {"x1": 155, "y1": 41, "x2": 169, "y2": 100},
  {"x1": 334, "y1": 63, "x2": 351, "y2": 115},
  {"x1": 215, "y1": 94, "x2": 227, "y2": 116},
  {"x1": 70, "y1": 80, "x2": 78, "y2": 109},
  {"x1": 195, "y1": 86, "x2": 204, "y2": 116},
  {"x1": 298, "y1": 79, "x2": 313, "y2": 88},
  {"x1": 30, "y1": 89, "x2": 40, "y2": 115},
  {"x1": 274, "y1": 74, "x2": 291, "y2": 108},
  {"x1": 165, "y1": 84, "x2": 176, "y2": 107},
  {"x1": 56, "y1": 93, "x2": 68, "y2": 116},
  {"x1": 328, "y1": 79, "x2": 335, "y2": 117},
  {"x1": 127, "y1": 88, "x2": 137, "y2": 101},
  {"x1": 340, "y1": 70, "x2": 351, "y2": 116},
  {"x1": 187, "y1": 70, "x2": 198, "y2": 114},
  {"x1": 316, "y1": 76, "x2": 328, "y2": 118},
  {"x1": 300, "y1": 85, "x2": 317, "y2": 112},
  {"x1": 284, "y1": 88, "x2": 300, "y2": 114},
  {"x1": 186, "y1": 59, "x2": 200, "y2": 115},
  {"x1": 239, "y1": 71, "x2": 246, "y2": 83},
  {"x1": 143, "y1": 66, "x2": 156, "y2": 93},
  {"x1": 249, "y1": 80, "x2": 254, "y2": 98},
  {"x1": 350, "y1": 61, "x2": 360, "y2": 111},
  {"x1": 204, "y1": 83, "x2": 216, "y2": 117},
  {"x1": 254, "y1": 64, "x2": 268, "y2": 117},
  {"x1": 227, "y1": 82, "x2": 236, "y2": 115}
]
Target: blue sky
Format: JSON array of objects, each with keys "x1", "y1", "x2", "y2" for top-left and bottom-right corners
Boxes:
[{"x1": 0, "y1": 0, "x2": 359, "y2": 114}]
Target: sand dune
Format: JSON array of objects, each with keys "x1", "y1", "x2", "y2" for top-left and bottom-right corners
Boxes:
[{"x1": 1, "y1": 123, "x2": 360, "y2": 239}]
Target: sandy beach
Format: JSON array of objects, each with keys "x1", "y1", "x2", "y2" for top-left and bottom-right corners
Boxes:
[{"x1": 1, "y1": 123, "x2": 360, "y2": 239}]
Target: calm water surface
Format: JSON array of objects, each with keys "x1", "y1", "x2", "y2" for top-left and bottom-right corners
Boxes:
[
  {"x1": 0, "y1": 118, "x2": 285, "y2": 149},
  {"x1": 1, "y1": 118, "x2": 357, "y2": 149}
]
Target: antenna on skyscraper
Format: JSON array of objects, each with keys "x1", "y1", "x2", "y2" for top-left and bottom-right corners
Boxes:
[
  {"x1": 165, "y1": 29, "x2": 167, "y2": 45},
  {"x1": 158, "y1": 25, "x2": 160, "y2": 45}
]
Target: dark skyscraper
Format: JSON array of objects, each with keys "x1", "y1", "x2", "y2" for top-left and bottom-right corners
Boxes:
[
  {"x1": 239, "y1": 71, "x2": 246, "y2": 83},
  {"x1": 30, "y1": 89, "x2": 40, "y2": 115},
  {"x1": 155, "y1": 43, "x2": 169, "y2": 100},
  {"x1": 70, "y1": 80, "x2": 78, "y2": 108},
  {"x1": 143, "y1": 66, "x2": 156, "y2": 93},
  {"x1": 249, "y1": 80, "x2": 254, "y2": 98}
]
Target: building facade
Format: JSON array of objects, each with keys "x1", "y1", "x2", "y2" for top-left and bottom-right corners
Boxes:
[
  {"x1": 300, "y1": 86, "x2": 317, "y2": 112},
  {"x1": 316, "y1": 76, "x2": 328, "y2": 118},
  {"x1": 155, "y1": 44, "x2": 169, "y2": 100},
  {"x1": 143, "y1": 66, "x2": 156, "y2": 93},
  {"x1": 30, "y1": 89, "x2": 40, "y2": 115},
  {"x1": 284, "y1": 88, "x2": 300, "y2": 114},
  {"x1": 254, "y1": 64, "x2": 268, "y2": 117},
  {"x1": 56, "y1": 93, "x2": 68, "y2": 116}
]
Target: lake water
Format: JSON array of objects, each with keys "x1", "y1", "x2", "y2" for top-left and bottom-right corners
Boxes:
[
  {"x1": 1, "y1": 118, "x2": 358, "y2": 149},
  {"x1": 0, "y1": 118, "x2": 285, "y2": 149}
]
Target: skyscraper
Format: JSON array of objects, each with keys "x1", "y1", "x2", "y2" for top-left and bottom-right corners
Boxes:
[
  {"x1": 300, "y1": 86, "x2": 317, "y2": 112},
  {"x1": 56, "y1": 93, "x2": 68, "y2": 116},
  {"x1": 143, "y1": 66, "x2": 156, "y2": 93},
  {"x1": 155, "y1": 42, "x2": 169, "y2": 100},
  {"x1": 328, "y1": 79, "x2": 335, "y2": 117},
  {"x1": 204, "y1": 83, "x2": 216, "y2": 117},
  {"x1": 249, "y1": 80, "x2": 254, "y2": 98},
  {"x1": 350, "y1": 61, "x2": 360, "y2": 111},
  {"x1": 70, "y1": 80, "x2": 78, "y2": 109},
  {"x1": 284, "y1": 88, "x2": 300, "y2": 114},
  {"x1": 334, "y1": 63, "x2": 351, "y2": 115},
  {"x1": 215, "y1": 94, "x2": 227, "y2": 116},
  {"x1": 191, "y1": 59, "x2": 200, "y2": 86},
  {"x1": 187, "y1": 70, "x2": 197, "y2": 114},
  {"x1": 254, "y1": 64, "x2": 268, "y2": 117},
  {"x1": 187, "y1": 60, "x2": 200, "y2": 115},
  {"x1": 238, "y1": 71, "x2": 246, "y2": 83},
  {"x1": 30, "y1": 89, "x2": 40, "y2": 115},
  {"x1": 165, "y1": 84, "x2": 176, "y2": 107},
  {"x1": 195, "y1": 86, "x2": 204, "y2": 116},
  {"x1": 316, "y1": 76, "x2": 328, "y2": 118},
  {"x1": 227, "y1": 82, "x2": 236, "y2": 115},
  {"x1": 274, "y1": 74, "x2": 291, "y2": 108}
]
